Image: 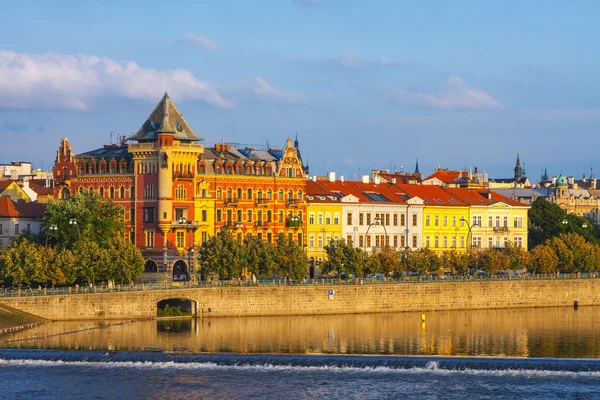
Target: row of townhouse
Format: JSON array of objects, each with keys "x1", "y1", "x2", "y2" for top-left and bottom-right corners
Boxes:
[
  {"x1": 305, "y1": 173, "x2": 529, "y2": 270},
  {"x1": 48, "y1": 92, "x2": 530, "y2": 282}
]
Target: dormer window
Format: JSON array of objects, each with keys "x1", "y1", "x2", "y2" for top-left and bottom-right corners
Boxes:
[{"x1": 176, "y1": 122, "x2": 183, "y2": 132}]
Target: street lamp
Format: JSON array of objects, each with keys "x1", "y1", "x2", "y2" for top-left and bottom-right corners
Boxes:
[
  {"x1": 364, "y1": 216, "x2": 387, "y2": 252},
  {"x1": 563, "y1": 219, "x2": 588, "y2": 232},
  {"x1": 69, "y1": 219, "x2": 81, "y2": 241},
  {"x1": 460, "y1": 217, "x2": 480, "y2": 251},
  {"x1": 45, "y1": 225, "x2": 58, "y2": 246}
]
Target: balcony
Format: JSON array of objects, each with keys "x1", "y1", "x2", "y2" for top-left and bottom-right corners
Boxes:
[
  {"x1": 286, "y1": 199, "x2": 301, "y2": 207},
  {"x1": 170, "y1": 220, "x2": 199, "y2": 230},
  {"x1": 255, "y1": 221, "x2": 269, "y2": 229},
  {"x1": 224, "y1": 197, "x2": 239, "y2": 206},
  {"x1": 255, "y1": 199, "x2": 269, "y2": 207},
  {"x1": 286, "y1": 217, "x2": 302, "y2": 228},
  {"x1": 493, "y1": 226, "x2": 509, "y2": 233},
  {"x1": 172, "y1": 172, "x2": 194, "y2": 180}
]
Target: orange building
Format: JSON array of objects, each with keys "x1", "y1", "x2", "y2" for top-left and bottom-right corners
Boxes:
[{"x1": 200, "y1": 138, "x2": 308, "y2": 245}]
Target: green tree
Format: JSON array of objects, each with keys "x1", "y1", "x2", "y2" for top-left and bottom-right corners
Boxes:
[
  {"x1": 323, "y1": 239, "x2": 363, "y2": 277},
  {"x1": 273, "y1": 233, "x2": 308, "y2": 280},
  {"x1": 442, "y1": 250, "x2": 469, "y2": 274},
  {"x1": 377, "y1": 246, "x2": 399, "y2": 276},
  {"x1": 106, "y1": 236, "x2": 145, "y2": 282},
  {"x1": 243, "y1": 235, "x2": 276, "y2": 277},
  {"x1": 504, "y1": 241, "x2": 530, "y2": 271},
  {"x1": 529, "y1": 244, "x2": 559, "y2": 274},
  {"x1": 197, "y1": 230, "x2": 245, "y2": 279},
  {"x1": 479, "y1": 249, "x2": 510, "y2": 274},
  {"x1": 0, "y1": 238, "x2": 44, "y2": 286},
  {"x1": 41, "y1": 191, "x2": 125, "y2": 250},
  {"x1": 547, "y1": 236, "x2": 575, "y2": 272}
]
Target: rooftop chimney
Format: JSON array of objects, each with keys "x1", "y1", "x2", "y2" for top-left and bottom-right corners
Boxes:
[
  {"x1": 327, "y1": 172, "x2": 336, "y2": 182},
  {"x1": 361, "y1": 175, "x2": 370, "y2": 184}
]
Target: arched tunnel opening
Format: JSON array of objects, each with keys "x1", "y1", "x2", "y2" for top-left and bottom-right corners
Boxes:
[{"x1": 157, "y1": 298, "x2": 197, "y2": 317}]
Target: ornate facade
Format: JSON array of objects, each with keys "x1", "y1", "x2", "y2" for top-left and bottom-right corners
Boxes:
[{"x1": 53, "y1": 93, "x2": 308, "y2": 281}]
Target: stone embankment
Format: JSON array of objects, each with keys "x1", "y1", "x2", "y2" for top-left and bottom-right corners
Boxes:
[
  {"x1": 0, "y1": 304, "x2": 47, "y2": 334},
  {"x1": 0, "y1": 279, "x2": 599, "y2": 320}
]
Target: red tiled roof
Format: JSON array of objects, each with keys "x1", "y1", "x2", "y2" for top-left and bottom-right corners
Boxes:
[
  {"x1": 29, "y1": 181, "x2": 54, "y2": 195},
  {"x1": 305, "y1": 180, "x2": 340, "y2": 203},
  {"x1": 0, "y1": 180, "x2": 13, "y2": 192},
  {"x1": 315, "y1": 180, "x2": 408, "y2": 204},
  {"x1": 442, "y1": 187, "x2": 527, "y2": 207},
  {"x1": 423, "y1": 169, "x2": 462, "y2": 184},
  {"x1": 0, "y1": 197, "x2": 19, "y2": 217},
  {"x1": 0, "y1": 197, "x2": 46, "y2": 218},
  {"x1": 395, "y1": 184, "x2": 468, "y2": 206},
  {"x1": 14, "y1": 201, "x2": 46, "y2": 218}
]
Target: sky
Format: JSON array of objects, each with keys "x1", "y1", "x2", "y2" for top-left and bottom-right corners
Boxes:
[{"x1": 1, "y1": 0, "x2": 599, "y2": 182}]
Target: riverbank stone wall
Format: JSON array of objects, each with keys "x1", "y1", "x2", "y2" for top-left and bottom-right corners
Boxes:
[{"x1": 0, "y1": 279, "x2": 599, "y2": 320}]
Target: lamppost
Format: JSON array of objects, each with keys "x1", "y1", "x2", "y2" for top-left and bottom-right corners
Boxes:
[
  {"x1": 45, "y1": 225, "x2": 58, "y2": 246},
  {"x1": 562, "y1": 219, "x2": 588, "y2": 232},
  {"x1": 69, "y1": 218, "x2": 81, "y2": 241},
  {"x1": 364, "y1": 216, "x2": 387, "y2": 252},
  {"x1": 460, "y1": 216, "x2": 479, "y2": 251},
  {"x1": 178, "y1": 217, "x2": 195, "y2": 280}
]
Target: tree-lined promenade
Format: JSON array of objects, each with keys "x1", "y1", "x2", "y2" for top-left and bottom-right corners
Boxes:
[
  {"x1": 1, "y1": 194, "x2": 600, "y2": 290},
  {"x1": 0, "y1": 192, "x2": 144, "y2": 288}
]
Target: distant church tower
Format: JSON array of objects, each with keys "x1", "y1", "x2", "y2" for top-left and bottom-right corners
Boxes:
[
  {"x1": 415, "y1": 158, "x2": 420, "y2": 175},
  {"x1": 514, "y1": 152, "x2": 522, "y2": 182}
]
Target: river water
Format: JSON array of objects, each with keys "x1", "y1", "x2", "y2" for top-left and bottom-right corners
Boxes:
[{"x1": 1, "y1": 307, "x2": 600, "y2": 399}]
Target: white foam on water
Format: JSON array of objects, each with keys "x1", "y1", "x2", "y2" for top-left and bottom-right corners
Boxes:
[{"x1": 1, "y1": 358, "x2": 599, "y2": 378}]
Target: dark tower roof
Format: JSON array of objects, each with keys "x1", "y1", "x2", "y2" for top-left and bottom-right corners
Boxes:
[
  {"x1": 415, "y1": 158, "x2": 420, "y2": 174},
  {"x1": 514, "y1": 152, "x2": 522, "y2": 180},
  {"x1": 129, "y1": 91, "x2": 202, "y2": 142}
]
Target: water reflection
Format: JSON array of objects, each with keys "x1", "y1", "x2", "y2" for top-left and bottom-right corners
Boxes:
[{"x1": 2, "y1": 307, "x2": 600, "y2": 358}]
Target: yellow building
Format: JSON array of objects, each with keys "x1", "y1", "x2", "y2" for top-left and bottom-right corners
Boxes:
[
  {"x1": 0, "y1": 180, "x2": 31, "y2": 202},
  {"x1": 305, "y1": 179, "x2": 343, "y2": 277},
  {"x1": 445, "y1": 188, "x2": 530, "y2": 249},
  {"x1": 397, "y1": 184, "x2": 470, "y2": 253}
]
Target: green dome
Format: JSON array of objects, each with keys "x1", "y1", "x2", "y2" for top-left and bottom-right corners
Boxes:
[{"x1": 556, "y1": 174, "x2": 568, "y2": 187}]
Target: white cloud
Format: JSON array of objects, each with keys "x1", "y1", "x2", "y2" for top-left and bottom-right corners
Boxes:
[
  {"x1": 0, "y1": 50, "x2": 233, "y2": 110},
  {"x1": 183, "y1": 33, "x2": 217, "y2": 50},
  {"x1": 330, "y1": 52, "x2": 363, "y2": 68},
  {"x1": 252, "y1": 76, "x2": 308, "y2": 103},
  {"x1": 391, "y1": 76, "x2": 504, "y2": 110}
]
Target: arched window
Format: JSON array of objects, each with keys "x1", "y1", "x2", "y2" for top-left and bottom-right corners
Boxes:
[
  {"x1": 79, "y1": 187, "x2": 84, "y2": 194},
  {"x1": 120, "y1": 187, "x2": 125, "y2": 198},
  {"x1": 237, "y1": 188, "x2": 242, "y2": 199},
  {"x1": 199, "y1": 165, "x2": 205, "y2": 174},
  {"x1": 267, "y1": 189, "x2": 272, "y2": 200},
  {"x1": 110, "y1": 187, "x2": 115, "y2": 198},
  {"x1": 227, "y1": 188, "x2": 233, "y2": 201},
  {"x1": 247, "y1": 188, "x2": 253, "y2": 200},
  {"x1": 216, "y1": 188, "x2": 222, "y2": 199},
  {"x1": 99, "y1": 187, "x2": 105, "y2": 197},
  {"x1": 279, "y1": 189, "x2": 284, "y2": 200},
  {"x1": 297, "y1": 190, "x2": 303, "y2": 200},
  {"x1": 288, "y1": 189, "x2": 293, "y2": 200},
  {"x1": 61, "y1": 188, "x2": 71, "y2": 199},
  {"x1": 201, "y1": 189, "x2": 207, "y2": 198},
  {"x1": 257, "y1": 189, "x2": 263, "y2": 200}
]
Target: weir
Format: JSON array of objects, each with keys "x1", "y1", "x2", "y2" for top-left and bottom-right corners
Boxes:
[{"x1": 1, "y1": 279, "x2": 600, "y2": 320}]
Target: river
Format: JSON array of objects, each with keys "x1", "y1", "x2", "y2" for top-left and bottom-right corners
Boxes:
[{"x1": 1, "y1": 307, "x2": 599, "y2": 399}]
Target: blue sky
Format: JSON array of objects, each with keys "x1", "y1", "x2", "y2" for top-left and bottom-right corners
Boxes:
[{"x1": 1, "y1": 0, "x2": 599, "y2": 181}]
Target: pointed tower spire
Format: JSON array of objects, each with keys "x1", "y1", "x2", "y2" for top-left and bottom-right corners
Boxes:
[
  {"x1": 514, "y1": 151, "x2": 522, "y2": 181},
  {"x1": 415, "y1": 158, "x2": 420, "y2": 174}
]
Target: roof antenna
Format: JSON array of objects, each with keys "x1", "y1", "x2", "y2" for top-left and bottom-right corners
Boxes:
[{"x1": 110, "y1": 132, "x2": 113, "y2": 145}]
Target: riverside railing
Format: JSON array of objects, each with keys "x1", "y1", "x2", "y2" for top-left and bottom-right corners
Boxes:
[{"x1": 0, "y1": 272, "x2": 598, "y2": 298}]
